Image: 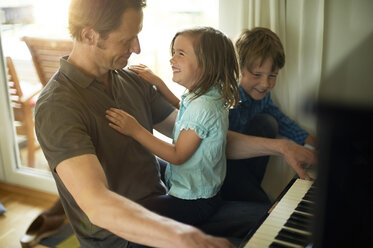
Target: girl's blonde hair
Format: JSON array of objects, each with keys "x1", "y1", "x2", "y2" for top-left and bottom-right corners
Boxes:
[{"x1": 170, "y1": 27, "x2": 239, "y2": 108}]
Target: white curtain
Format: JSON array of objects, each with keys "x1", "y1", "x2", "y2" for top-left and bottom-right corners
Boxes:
[{"x1": 219, "y1": 0, "x2": 324, "y2": 198}]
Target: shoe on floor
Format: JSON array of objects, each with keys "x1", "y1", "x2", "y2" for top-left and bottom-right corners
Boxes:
[{"x1": 20, "y1": 213, "x2": 65, "y2": 248}]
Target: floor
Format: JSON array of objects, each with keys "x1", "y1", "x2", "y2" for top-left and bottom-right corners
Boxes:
[{"x1": 0, "y1": 181, "x2": 59, "y2": 248}]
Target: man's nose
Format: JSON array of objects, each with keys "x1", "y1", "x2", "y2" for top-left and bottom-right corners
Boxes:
[{"x1": 130, "y1": 37, "x2": 141, "y2": 54}]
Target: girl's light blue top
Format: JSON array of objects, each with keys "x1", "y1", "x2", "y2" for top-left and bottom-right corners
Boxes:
[{"x1": 165, "y1": 86, "x2": 228, "y2": 199}]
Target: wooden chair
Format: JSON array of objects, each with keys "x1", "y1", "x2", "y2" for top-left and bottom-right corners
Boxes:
[
  {"x1": 6, "y1": 56, "x2": 42, "y2": 168},
  {"x1": 21, "y1": 36, "x2": 73, "y2": 86}
]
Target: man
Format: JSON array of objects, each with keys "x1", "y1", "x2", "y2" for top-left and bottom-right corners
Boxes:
[{"x1": 34, "y1": 0, "x2": 316, "y2": 247}]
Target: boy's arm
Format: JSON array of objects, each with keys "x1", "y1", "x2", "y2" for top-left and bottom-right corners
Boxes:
[
  {"x1": 129, "y1": 64, "x2": 180, "y2": 109},
  {"x1": 106, "y1": 108, "x2": 201, "y2": 165},
  {"x1": 264, "y1": 95, "x2": 312, "y2": 145}
]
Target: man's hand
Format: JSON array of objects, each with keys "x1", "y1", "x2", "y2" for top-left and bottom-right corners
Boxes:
[
  {"x1": 281, "y1": 140, "x2": 317, "y2": 180},
  {"x1": 175, "y1": 226, "x2": 236, "y2": 248}
]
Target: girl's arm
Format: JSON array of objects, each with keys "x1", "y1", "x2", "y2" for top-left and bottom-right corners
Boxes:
[
  {"x1": 129, "y1": 64, "x2": 180, "y2": 109},
  {"x1": 106, "y1": 108, "x2": 200, "y2": 165}
]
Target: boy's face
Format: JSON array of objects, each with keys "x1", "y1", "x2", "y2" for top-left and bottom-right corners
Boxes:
[{"x1": 240, "y1": 58, "x2": 279, "y2": 100}]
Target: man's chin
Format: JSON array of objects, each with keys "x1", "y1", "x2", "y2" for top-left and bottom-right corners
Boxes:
[
  {"x1": 118, "y1": 55, "x2": 132, "y2": 67},
  {"x1": 116, "y1": 61, "x2": 128, "y2": 69}
]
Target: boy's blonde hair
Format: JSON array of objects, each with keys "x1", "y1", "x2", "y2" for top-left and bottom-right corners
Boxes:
[
  {"x1": 236, "y1": 27, "x2": 285, "y2": 72},
  {"x1": 171, "y1": 27, "x2": 239, "y2": 108}
]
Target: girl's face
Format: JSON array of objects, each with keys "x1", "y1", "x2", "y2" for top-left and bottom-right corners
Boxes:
[
  {"x1": 240, "y1": 58, "x2": 279, "y2": 100},
  {"x1": 170, "y1": 34, "x2": 201, "y2": 90}
]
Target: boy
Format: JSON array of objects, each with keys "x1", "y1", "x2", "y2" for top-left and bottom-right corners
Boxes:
[{"x1": 221, "y1": 27, "x2": 317, "y2": 202}]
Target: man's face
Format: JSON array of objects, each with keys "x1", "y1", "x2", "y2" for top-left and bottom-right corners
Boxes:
[
  {"x1": 240, "y1": 58, "x2": 279, "y2": 100},
  {"x1": 94, "y1": 8, "x2": 143, "y2": 70}
]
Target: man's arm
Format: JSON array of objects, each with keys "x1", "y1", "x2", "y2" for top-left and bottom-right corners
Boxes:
[
  {"x1": 154, "y1": 112, "x2": 317, "y2": 180},
  {"x1": 226, "y1": 131, "x2": 317, "y2": 180},
  {"x1": 153, "y1": 109, "x2": 178, "y2": 138},
  {"x1": 56, "y1": 154, "x2": 234, "y2": 248}
]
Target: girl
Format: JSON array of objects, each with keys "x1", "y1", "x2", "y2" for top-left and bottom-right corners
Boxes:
[{"x1": 106, "y1": 27, "x2": 239, "y2": 225}]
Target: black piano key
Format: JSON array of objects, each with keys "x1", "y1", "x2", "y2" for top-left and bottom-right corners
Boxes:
[
  {"x1": 295, "y1": 206, "x2": 312, "y2": 214},
  {"x1": 307, "y1": 185, "x2": 316, "y2": 193},
  {"x1": 284, "y1": 219, "x2": 310, "y2": 232},
  {"x1": 303, "y1": 194, "x2": 314, "y2": 202},
  {"x1": 304, "y1": 191, "x2": 316, "y2": 199},
  {"x1": 283, "y1": 228, "x2": 311, "y2": 242},
  {"x1": 288, "y1": 215, "x2": 312, "y2": 227},
  {"x1": 284, "y1": 221, "x2": 308, "y2": 232},
  {"x1": 269, "y1": 241, "x2": 295, "y2": 248},
  {"x1": 292, "y1": 212, "x2": 313, "y2": 222},
  {"x1": 287, "y1": 216, "x2": 310, "y2": 226},
  {"x1": 299, "y1": 200, "x2": 315, "y2": 209},
  {"x1": 291, "y1": 212, "x2": 312, "y2": 221},
  {"x1": 295, "y1": 201, "x2": 314, "y2": 214},
  {"x1": 275, "y1": 229, "x2": 311, "y2": 246},
  {"x1": 303, "y1": 187, "x2": 316, "y2": 201}
]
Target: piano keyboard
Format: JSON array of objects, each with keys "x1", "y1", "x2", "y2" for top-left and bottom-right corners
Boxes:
[{"x1": 243, "y1": 179, "x2": 315, "y2": 248}]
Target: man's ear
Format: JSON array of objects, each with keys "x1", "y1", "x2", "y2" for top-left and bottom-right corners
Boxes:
[{"x1": 81, "y1": 28, "x2": 97, "y2": 45}]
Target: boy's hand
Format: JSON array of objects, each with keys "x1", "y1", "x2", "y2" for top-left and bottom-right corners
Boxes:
[
  {"x1": 105, "y1": 108, "x2": 140, "y2": 137},
  {"x1": 129, "y1": 64, "x2": 164, "y2": 87}
]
